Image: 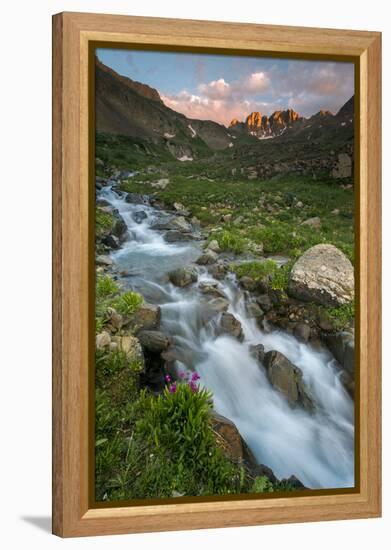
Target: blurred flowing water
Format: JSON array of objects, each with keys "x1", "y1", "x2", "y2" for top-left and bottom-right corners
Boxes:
[{"x1": 99, "y1": 185, "x2": 355, "y2": 489}]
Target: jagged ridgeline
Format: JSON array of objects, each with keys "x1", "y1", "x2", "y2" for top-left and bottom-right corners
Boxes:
[{"x1": 95, "y1": 57, "x2": 354, "y2": 179}]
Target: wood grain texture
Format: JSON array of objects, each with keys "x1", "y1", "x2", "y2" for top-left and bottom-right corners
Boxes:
[{"x1": 52, "y1": 11, "x2": 382, "y2": 538}]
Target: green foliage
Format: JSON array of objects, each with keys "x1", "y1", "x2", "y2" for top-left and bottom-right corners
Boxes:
[
  {"x1": 113, "y1": 291, "x2": 144, "y2": 315},
  {"x1": 232, "y1": 259, "x2": 293, "y2": 292},
  {"x1": 214, "y1": 230, "x2": 247, "y2": 254},
  {"x1": 95, "y1": 208, "x2": 114, "y2": 237},
  {"x1": 323, "y1": 302, "x2": 355, "y2": 330},
  {"x1": 135, "y1": 384, "x2": 240, "y2": 497},
  {"x1": 252, "y1": 476, "x2": 275, "y2": 493},
  {"x1": 232, "y1": 259, "x2": 278, "y2": 281},
  {"x1": 270, "y1": 261, "x2": 293, "y2": 292},
  {"x1": 96, "y1": 274, "x2": 119, "y2": 299}
]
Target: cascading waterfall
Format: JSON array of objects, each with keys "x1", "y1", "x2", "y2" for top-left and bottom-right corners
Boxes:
[{"x1": 98, "y1": 184, "x2": 355, "y2": 490}]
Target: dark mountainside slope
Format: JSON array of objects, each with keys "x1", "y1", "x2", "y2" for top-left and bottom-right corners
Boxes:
[{"x1": 96, "y1": 58, "x2": 231, "y2": 158}]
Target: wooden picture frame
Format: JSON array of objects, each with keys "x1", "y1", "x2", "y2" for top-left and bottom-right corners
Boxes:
[{"x1": 52, "y1": 11, "x2": 381, "y2": 537}]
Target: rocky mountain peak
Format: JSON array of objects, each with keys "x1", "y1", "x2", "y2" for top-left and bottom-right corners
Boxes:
[
  {"x1": 231, "y1": 108, "x2": 301, "y2": 138},
  {"x1": 229, "y1": 118, "x2": 240, "y2": 127}
]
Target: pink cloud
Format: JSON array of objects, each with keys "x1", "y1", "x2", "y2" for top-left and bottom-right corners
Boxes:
[{"x1": 161, "y1": 91, "x2": 280, "y2": 126}]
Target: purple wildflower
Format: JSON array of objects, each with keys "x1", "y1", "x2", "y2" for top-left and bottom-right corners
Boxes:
[
  {"x1": 164, "y1": 374, "x2": 171, "y2": 383},
  {"x1": 191, "y1": 372, "x2": 200, "y2": 382},
  {"x1": 169, "y1": 383, "x2": 177, "y2": 394},
  {"x1": 189, "y1": 380, "x2": 199, "y2": 393},
  {"x1": 179, "y1": 371, "x2": 186, "y2": 379}
]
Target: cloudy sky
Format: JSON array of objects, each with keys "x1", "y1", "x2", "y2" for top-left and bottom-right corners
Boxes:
[{"x1": 97, "y1": 48, "x2": 354, "y2": 126}]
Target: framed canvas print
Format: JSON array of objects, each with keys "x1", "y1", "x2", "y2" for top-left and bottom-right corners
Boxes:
[{"x1": 52, "y1": 12, "x2": 381, "y2": 537}]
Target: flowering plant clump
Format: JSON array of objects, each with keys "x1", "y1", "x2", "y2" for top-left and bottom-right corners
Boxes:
[{"x1": 164, "y1": 370, "x2": 201, "y2": 394}]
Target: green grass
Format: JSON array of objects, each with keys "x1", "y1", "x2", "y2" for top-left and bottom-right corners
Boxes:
[
  {"x1": 96, "y1": 207, "x2": 115, "y2": 238},
  {"x1": 113, "y1": 291, "x2": 144, "y2": 316},
  {"x1": 232, "y1": 259, "x2": 294, "y2": 293},
  {"x1": 322, "y1": 302, "x2": 355, "y2": 330},
  {"x1": 96, "y1": 274, "x2": 120, "y2": 299},
  {"x1": 120, "y1": 173, "x2": 354, "y2": 262}
]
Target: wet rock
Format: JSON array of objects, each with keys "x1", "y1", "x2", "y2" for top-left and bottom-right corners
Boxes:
[
  {"x1": 207, "y1": 298, "x2": 230, "y2": 315},
  {"x1": 339, "y1": 369, "x2": 355, "y2": 397},
  {"x1": 300, "y1": 216, "x2": 321, "y2": 229},
  {"x1": 170, "y1": 216, "x2": 192, "y2": 233},
  {"x1": 249, "y1": 343, "x2": 265, "y2": 364},
  {"x1": 239, "y1": 276, "x2": 257, "y2": 291},
  {"x1": 264, "y1": 350, "x2": 315, "y2": 410},
  {"x1": 246, "y1": 302, "x2": 264, "y2": 322},
  {"x1": 196, "y1": 249, "x2": 218, "y2": 265},
  {"x1": 217, "y1": 312, "x2": 244, "y2": 341},
  {"x1": 293, "y1": 322, "x2": 311, "y2": 342},
  {"x1": 256, "y1": 294, "x2": 273, "y2": 312},
  {"x1": 125, "y1": 192, "x2": 149, "y2": 205},
  {"x1": 164, "y1": 230, "x2": 196, "y2": 243},
  {"x1": 96, "y1": 331, "x2": 111, "y2": 350},
  {"x1": 210, "y1": 412, "x2": 243, "y2": 462},
  {"x1": 169, "y1": 267, "x2": 198, "y2": 287},
  {"x1": 206, "y1": 239, "x2": 221, "y2": 253},
  {"x1": 209, "y1": 261, "x2": 227, "y2": 280},
  {"x1": 130, "y1": 304, "x2": 161, "y2": 332},
  {"x1": 112, "y1": 217, "x2": 128, "y2": 241},
  {"x1": 102, "y1": 234, "x2": 120, "y2": 249},
  {"x1": 132, "y1": 210, "x2": 148, "y2": 224},
  {"x1": 138, "y1": 330, "x2": 171, "y2": 353},
  {"x1": 96, "y1": 255, "x2": 113, "y2": 267},
  {"x1": 198, "y1": 282, "x2": 227, "y2": 299},
  {"x1": 323, "y1": 331, "x2": 355, "y2": 374},
  {"x1": 288, "y1": 244, "x2": 354, "y2": 306}
]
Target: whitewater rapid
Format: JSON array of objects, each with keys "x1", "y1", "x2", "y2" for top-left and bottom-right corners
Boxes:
[{"x1": 98, "y1": 185, "x2": 355, "y2": 489}]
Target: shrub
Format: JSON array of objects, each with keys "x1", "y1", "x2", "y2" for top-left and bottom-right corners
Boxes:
[
  {"x1": 96, "y1": 274, "x2": 119, "y2": 299},
  {"x1": 214, "y1": 230, "x2": 247, "y2": 254},
  {"x1": 323, "y1": 302, "x2": 355, "y2": 330},
  {"x1": 251, "y1": 476, "x2": 274, "y2": 493},
  {"x1": 232, "y1": 259, "x2": 292, "y2": 292},
  {"x1": 113, "y1": 290, "x2": 144, "y2": 315},
  {"x1": 134, "y1": 381, "x2": 240, "y2": 497},
  {"x1": 232, "y1": 259, "x2": 278, "y2": 281}
]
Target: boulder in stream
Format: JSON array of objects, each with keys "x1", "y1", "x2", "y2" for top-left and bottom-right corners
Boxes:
[
  {"x1": 288, "y1": 244, "x2": 354, "y2": 306},
  {"x1": 138, "y1": 330, "x2": 171, "y2": 353},
  {"x1": 217, "y1": 312, "x2": 244, "y2": 342},
  {"x1": 210, "y1": 412, "x2": 244, "y2": 462},
  {"x1": 263, "y1": 350, "x2": 315, "y2": 410},
  {"x1": 169, "y1": 267, "x2": 198, "y2": 287},
  {"x1": 164, "y1": 230, "x2": 196, "y2": 243},
  {"x1": 196, "y1": 249, "x2": 218, "y2": 265},
  {"x1": 132, "y1": 210, "x2": 148, "y2": 224}
]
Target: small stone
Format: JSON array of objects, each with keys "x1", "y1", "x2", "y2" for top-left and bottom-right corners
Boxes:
[
  {"x1": 196, "y1": 249, "x2": 218, "y2": 265},
  {"x1": 206, "y1": 239, "x2": 221, "y2": 253},
  {"x1": 96, "y1": 255, "x2": 113, "y2": 267},
  {"x1": 96, "y1": 331, "x2": 111, "y2": 350},
  {"x1": 300, "y1": 216, "x2": 321, "y2": 229}
]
